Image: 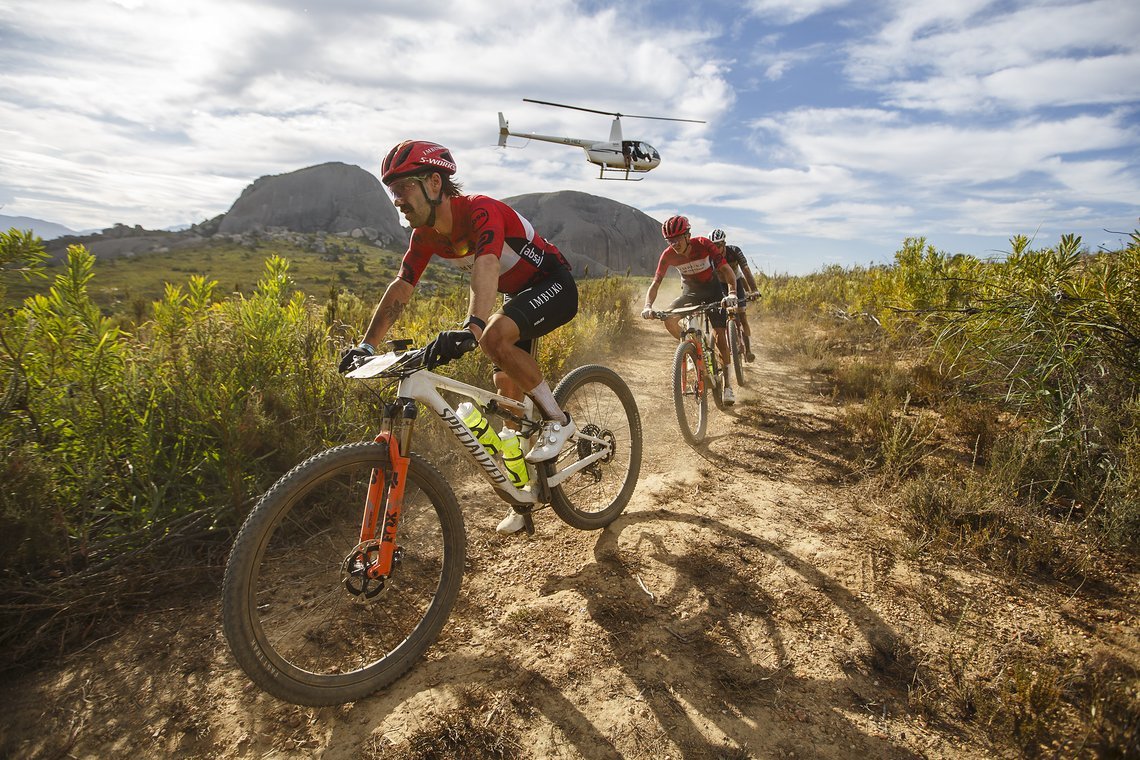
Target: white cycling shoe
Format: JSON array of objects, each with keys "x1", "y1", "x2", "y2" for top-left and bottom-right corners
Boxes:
[
  {"x1": 525, "y1": 413, "x2": 575, "y2": 463},
  {"x1": 496, "y1": 508, "x2": 527, "y2": 535},
  {"x1": 723, "y1": 386, "x2": 736, "y2": 405}
]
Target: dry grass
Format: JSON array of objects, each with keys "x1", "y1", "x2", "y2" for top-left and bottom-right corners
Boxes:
[
  {"x1": 759, "y1": 307, "x2": 1139, "y2": 758},
  {"x1": 365, "y1": 687, "x2": 524, "y2": 760}
]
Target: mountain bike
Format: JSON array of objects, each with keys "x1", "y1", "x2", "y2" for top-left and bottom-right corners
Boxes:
[
  {"x1": 221, "y1": 341, "x2": 643, "y2": 706},
  {"x1": 727, "y1": 292, "x2": 760, "y2": 387},
  {"x1": 651, "y1": 302, "x2": 730, "y2": 445}
]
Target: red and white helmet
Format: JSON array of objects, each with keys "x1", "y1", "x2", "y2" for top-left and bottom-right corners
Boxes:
[
  {"x1": 661, "y1": 215, "x2": 690, "y2": 238},
  {"x1": 380, "y1": 140, "x2": 457, "y2": 185}
]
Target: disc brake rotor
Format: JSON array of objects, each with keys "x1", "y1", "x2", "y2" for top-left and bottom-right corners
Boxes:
[
  {"x1": 342, "y1": 541, "x2": 386, "y2": 599},
  {"x1": 575, "y1": 422, "x2": 616, "y2": 472}
]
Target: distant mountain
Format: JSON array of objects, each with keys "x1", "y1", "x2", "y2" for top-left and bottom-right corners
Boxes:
[
  {"x1": 23, "y1": 164, "x2": 665, "y2": 280},
  {"x1": 504, "y1": 190, "x2": 660, "y2": 277},
  {"x1": 218, "y1": 162, "x2": 408, "y2": 247},
  {"x1": 1, "y1": 215, "x2": 76, "y2": 240}
]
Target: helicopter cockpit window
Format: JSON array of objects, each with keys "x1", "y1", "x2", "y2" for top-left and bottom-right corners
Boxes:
[{"x1": 622, "y1": 141, "x2": 657, "y2": 162}]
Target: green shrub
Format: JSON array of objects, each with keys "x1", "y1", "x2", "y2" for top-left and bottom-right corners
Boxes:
[
  {"x1": 763, "y1": 231, "x2": 1140, "y2": 552},
  {"x1": 0, "y1": 242, "x2": 638, "y2": 670}
]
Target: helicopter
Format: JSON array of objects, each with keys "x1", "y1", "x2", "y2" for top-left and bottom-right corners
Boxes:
[{"x1": 497, "y1": 98, "x2": 705, "y2": 180}]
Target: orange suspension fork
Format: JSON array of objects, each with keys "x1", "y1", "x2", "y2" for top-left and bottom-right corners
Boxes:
[
  {"x1": 690, "y1": 335, "x2": 707, "y2": 395},
  {"x1": 359, "y1": 429, "x2": 411, "y2": 579}
]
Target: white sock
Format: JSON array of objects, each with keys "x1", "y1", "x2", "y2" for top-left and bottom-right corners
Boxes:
[{"x1": 527, "y1": 380, "x2": 564, "y2": 421}]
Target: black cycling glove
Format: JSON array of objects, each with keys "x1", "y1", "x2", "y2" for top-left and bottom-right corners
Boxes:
[
  {"x1": 425, "y1": 329, "x2": 477, "y2": 369},
  {"x1": 338, "y1": 343, "x2": 376, "y2": 374}
]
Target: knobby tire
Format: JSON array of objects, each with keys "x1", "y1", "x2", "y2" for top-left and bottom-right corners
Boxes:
[
  {"x1": 222, "y1": 442, "x2": 465, "y2": 706},
  {"x1": 672, "y1": 340, "x2": 708, "y2": 445},
  {"x1": 729, "y1": 319, "x2": 745, "y2": 387},
  {"x1": 547, "y1": 365, "x2": 643, "y2": 529}
]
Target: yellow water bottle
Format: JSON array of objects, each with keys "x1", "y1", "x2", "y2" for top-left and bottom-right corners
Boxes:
[
  {"x1": 457, "y1": 402, "x2": 501, "y2": 455},
  {"x1": 498, "y1": 426, "x2": 530, "y2": 487}
]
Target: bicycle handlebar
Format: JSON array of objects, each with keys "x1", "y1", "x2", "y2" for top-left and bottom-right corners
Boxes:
[
  {"x1": 346, "y1": 333, "x2": 481, "y2": 378},
  {"x1": 646, "y1": 301, "x2": 726, "y2": 321}
]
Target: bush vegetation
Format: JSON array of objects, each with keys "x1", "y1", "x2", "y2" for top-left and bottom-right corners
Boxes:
[
  {"x1": 0, "y1": 232, "x2": 637, "y2": 671},
  {"x1": 759, "y1": 231, "x2": 1139, "y2": 755},
  {"x1": 763, "y1": 233, "x2": 1139, "y2": 554}
]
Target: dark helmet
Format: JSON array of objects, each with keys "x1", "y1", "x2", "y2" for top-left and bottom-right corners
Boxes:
[
  {"x1": 662, "y1": 215, "x2": 691, "y2": 238},
  {"x1": 380, "y1": 140, "x2": 457, "y2": 185}
]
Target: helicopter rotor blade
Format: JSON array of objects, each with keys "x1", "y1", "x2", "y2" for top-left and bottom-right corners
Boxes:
[
  {"x1": 522, "y1": 98, "x2": 705, "y2": 124},
  {"x1": 621, "y1": 113, "x2": 706, "y2": 124}
]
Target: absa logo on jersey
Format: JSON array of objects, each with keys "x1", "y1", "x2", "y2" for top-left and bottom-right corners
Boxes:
[{"x1": 472, "y1": 208, "x2": 490, "y2": 231}]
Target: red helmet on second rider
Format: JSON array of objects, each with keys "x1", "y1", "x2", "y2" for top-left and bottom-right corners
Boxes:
[
  {"x1": 661, "y1": 215, "x2": 691, "y2": 239},
  {"x1": 380, "y1": 140, "x2": 458, "y2": 185}
]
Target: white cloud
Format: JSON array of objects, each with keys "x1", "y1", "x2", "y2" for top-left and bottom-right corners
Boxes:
[
  {"x1": 752, "y1": 108, "x2": 1139, "y2": 187},
  {"x1": 745, "y1": 0, "x2": 853, "y2": 24},
  {"x1": 0, "y1": 0, "x2": 729, "y2": 229},
  {"x1": 944, "y1": 197, "x2": 1074, "y2": 237},
  {"x1": 750, "y1": 43, "x2": 829, "y2": 82},
  {"x1": 723, "y1": 102, "x2": 1140, "y2": 249},
  {"x1": 1, "y1": 0, "x2": 1136, "y2": 274},
  {"x1": 847, "y1": 0, "x2": 1140, "y2": 113}
]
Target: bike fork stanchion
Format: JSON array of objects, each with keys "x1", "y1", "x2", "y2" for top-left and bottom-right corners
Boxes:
[
  {"x1": 373, "y1": 401, "x2": 416, "y2": 576},
  {"x1": 685, "y1": 329, "x2": 707, "y2": 396},
  {"x1": 358, "y1": 401, "x2": 398, "y2": 544},
  {"x1": 347, "y1": 401, "x2": 416, "y2": 595}
]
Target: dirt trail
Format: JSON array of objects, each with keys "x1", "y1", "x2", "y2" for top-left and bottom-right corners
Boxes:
[{"x1": 1, "y1": 312, "x2": 1132, "y2": 759}]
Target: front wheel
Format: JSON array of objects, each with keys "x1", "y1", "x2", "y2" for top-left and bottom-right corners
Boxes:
[
  {"x1": 222, "y1": 443, "x2": 466, "y2": 706},
  {"x1": 709, "y1": 339, "x2": 728, "y2": 411},
  {"x1": 547, "y1": 365, "x2": 643, "y2": 529},
  {"x1": 672, "y1": 340, "x2": 708, "y2": 445},
  {"x1": 729, "y1": 318, "x2": 745, "y2": 386}
]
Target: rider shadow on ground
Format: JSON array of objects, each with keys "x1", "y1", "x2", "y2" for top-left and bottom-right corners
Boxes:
[
  {"x1": 528, "y1": 509, "x2": 932, "y2": 759},
  {"x1": 685, "y1": 397, "x2": 858, "y2": 490}
]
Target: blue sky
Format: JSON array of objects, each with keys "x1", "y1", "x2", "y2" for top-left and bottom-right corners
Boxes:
[{"x1": 1, "y1": 0, "x2": 1137, "y2": 275}]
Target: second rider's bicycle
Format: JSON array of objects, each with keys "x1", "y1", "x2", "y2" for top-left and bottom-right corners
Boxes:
[
  {"x1": 727, "y1": 292, "x2": 760, "y2": 387},
  {"x1": 652, "y1": 302, "x2": 730, "y2": 445},
  {"x1": 222, "y1": 342, "x2": 642, "y2": 705}
]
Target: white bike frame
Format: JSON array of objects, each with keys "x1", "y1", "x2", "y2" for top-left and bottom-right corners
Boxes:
[{"x1": 347, "y1": 351, "x2": 613, "y2": 505}]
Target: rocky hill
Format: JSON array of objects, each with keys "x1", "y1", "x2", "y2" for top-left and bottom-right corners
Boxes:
[
  {"x1": 504, "y1": 190, "x2": 660, "y2": 277},
  {"x1": 36, "y1": 164, "x2": 662, "y2": 277},
  {"x1": 217, "y1": 162, "x2": 407, "y2": 247}
]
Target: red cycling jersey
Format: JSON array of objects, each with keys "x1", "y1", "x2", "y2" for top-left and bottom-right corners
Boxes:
[
  {"x1": 397, "y1": 195, "x2": 570, "y2": 295},
  {"x1": 653, "y1": 236, "x2": 726, "y2": 285}
]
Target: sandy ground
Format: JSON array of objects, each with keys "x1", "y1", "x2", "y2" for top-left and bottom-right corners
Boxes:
[{"x1": 1, "y1": 310, "x2": 1136, "y2": 759}]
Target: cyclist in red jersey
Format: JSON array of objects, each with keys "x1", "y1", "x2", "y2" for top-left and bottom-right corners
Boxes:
[
  {"x1": 338, "y1": 140, "x2": 578, "y2": 534},
  {"x1": 641, "y1": 215, "x2": 740, "y2": 404}
]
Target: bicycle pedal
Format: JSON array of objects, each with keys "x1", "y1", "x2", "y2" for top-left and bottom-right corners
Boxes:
[{"x1": 523, "y1": 513, "x2": 535, "y2": 535}]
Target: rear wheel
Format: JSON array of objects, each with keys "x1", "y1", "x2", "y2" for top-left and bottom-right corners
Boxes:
[
  {"x1": 729, "y1": 318, "x2": 745, "y2": 386},
  {"x1": 547, "y1": 365, "x2": 643, "y2": 529},
  {"x1": 672, "y1": 340, "x2": 708, "y2": 445},
  {"x1": 222, "y1": 443, "x2": 465, "y2": 706}
]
